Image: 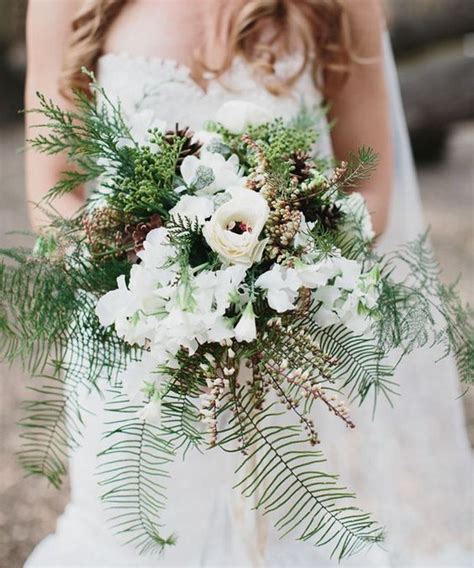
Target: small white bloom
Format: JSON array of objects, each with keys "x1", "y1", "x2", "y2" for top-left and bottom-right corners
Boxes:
[
  {"x1": 119, "y1": 352, "x2": 163, "y2": 404},
  {"x1": 332, "y1": 258, "x2": 362, "y2": 290},
  {"x1": 180, "y1": 150, "x2": 244, "y2": 195},
  {"x1": 136, "y1": 227, "x2": 174, "y2": 269},
  {"x1": 95, "y1": 275, "x2": 134, "y2": 327},
  {"x1": 203, "y1": 190, "x2": 269, "y2": 266},
  {"x1": 234, "y1": 302, "x2": 257, "y2": 343},
  {"x1": 138, "y1": 397, "x2": 162, "y2": 427},
  {"x1": 256, "y1": 264, "x2": 301, "y2": 313},
  {"x1": 216, "y1": 100, "x2": 274, "y2": 134},
  {"x1": 169, "y1": 194, "x2": 214, "y2": 224}
]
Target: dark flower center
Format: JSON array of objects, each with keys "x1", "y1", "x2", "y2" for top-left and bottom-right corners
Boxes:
[{"x1": 228, "y1": 221, "x2": 252, "y2": 235}]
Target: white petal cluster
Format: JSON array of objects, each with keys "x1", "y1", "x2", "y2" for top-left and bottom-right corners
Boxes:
[
  {"x1": 180, "y1": 150, "x2": 245, "y2": 195},
  {"x1": 96, "y1": 228, "x2": 253, "y2": 412},
  {"x1": 256, "y1": 255, "x2": 380, "y2": 335}
]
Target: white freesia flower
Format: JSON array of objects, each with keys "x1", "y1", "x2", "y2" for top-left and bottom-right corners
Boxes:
[
  {"x1": 138, "y1": 397, "x2": 162, "y2": 427},
  {"x1": 256, "y1": 264, "x2": 301, "y2": 313},
  {"x1": 180, "y1": 150, "x2": 244, "y2": 195},
  {"x1": 203, "y1": 190, "x2": 269, "y2": 265},
  {"x1": 234, "y1": 302, "x2": 257, "y2": 343},
  {"x1": 294, "y1": 257, "x2": 341, "y2": 288},
  {"x1": 337, "y1": 192, "x2": 375, "y2": 242},
  {"x1": 169, "y1": 194, "x2": 214, "y2": 224},
  {"x1": 216, "y1": 100, "x2": 273, "y2": 134}
]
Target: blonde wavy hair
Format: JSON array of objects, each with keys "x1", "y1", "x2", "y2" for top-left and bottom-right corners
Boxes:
[{"x1": 60, "y1": 0, "x2": 352, "y2": 99}]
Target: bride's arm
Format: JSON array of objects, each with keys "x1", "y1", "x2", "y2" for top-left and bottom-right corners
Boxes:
[
  {"x1": 328, "y1": 0, "x2": 392, "y2": 236},
  {"x1": 25, "y1": 0, "x2": 85, "y2": 232}
]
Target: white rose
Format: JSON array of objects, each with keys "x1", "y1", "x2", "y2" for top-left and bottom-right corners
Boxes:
[
  {"x1": 216, "y1": 100, "x2": 274, "y2": 134},
  {"x1": 202, "y1": 190, "x2": 269, "y2": 266}
]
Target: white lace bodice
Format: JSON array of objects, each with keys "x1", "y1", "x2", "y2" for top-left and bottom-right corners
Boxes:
[{"x1": 97, "y1": 52, "x2": 333, "y2": 155}]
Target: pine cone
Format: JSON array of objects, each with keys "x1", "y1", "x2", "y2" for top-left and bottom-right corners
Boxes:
[
  {"x1": 164, "y1": 124, "x2": 202, "y2": 168},
  {"x1": 302, "y1": 198, "x2": 344, "y2": 230},
  {"x1": 121, "y1": 213, "x2": 163, "y2": 262},
  {"x1": 84, "y1": 207, "x2": 131, "y2": 259},
  {"x1": 288, "y1": 150, "x2": 312, "y2": 183},
  {"x1": 312, "y1": 203, "x2": 344, "y2": 231}
]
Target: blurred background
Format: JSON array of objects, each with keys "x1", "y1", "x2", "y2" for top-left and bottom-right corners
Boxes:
[{"x1": 0, "y1": 1, "x2": 473, "y2": 566}]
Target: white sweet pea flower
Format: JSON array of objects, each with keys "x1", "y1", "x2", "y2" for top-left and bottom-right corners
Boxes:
[
  {"x1": 138, "y1": 397, "x2": 162, "y2": 427},
  {"x1": 216, "y1": 100, "x2": 274, "y2": 134},
  {"x1": 136, "y1": 227, "x2": 174, "y2": 269},
  {"x1": 203, "y1": 189, "x2": 269, "y2": 266},
  {"x1": 256, "y1": 264, "x2": 301, "y2": 313},
  {"x1": 119, "y1": 352, "x2": 164, "y2": 404},
  {"x1": 294, "y1": 257, "x2": 342, "y2": 288},
  {"x1": 234, "y1": 302, "x2": 257, "y2": 343},
  {"x1": 180, "y1": 150, "x2": 244, "y2": 195},
  {"x1": 95, "y1": 275, "x2": 134, "y2": 328},
  {"x1": 214, "y1": 264, "x2": 248, "y2": 312},
  {"x1": 332, "y1": 257, "x2": 362, "y2": 290},
  {"x1": 169, "y1": 194, "x2": 214, "y2": 224}
]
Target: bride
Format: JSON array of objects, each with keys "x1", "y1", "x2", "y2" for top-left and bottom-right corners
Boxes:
[{"x1": 24, "y1": 1, "x2": 472, "y2": 566}]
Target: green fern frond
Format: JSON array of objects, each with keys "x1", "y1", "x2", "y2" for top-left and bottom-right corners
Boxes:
[
  {"x1": 307, "y1": 322, "x2": 396, "y2": 406},
  {"x1": 219, "y1": 391, "x2": 383, "y2": 561},
  {"x1": 99, "y1": 390, "x2": 177, "y2": 554},
  {"x1": 381, "y1": 234, "x2": 474, "y2": 384}
]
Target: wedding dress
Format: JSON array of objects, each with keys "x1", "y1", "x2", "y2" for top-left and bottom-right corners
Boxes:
[{"x1": 25, "y1": 35, "x2": 472, "y2": 567}]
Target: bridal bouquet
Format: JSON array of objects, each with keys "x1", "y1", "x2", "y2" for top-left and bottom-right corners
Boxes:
[{"x1": 1, "y1": 78, "x2": 472, "y2": 560}]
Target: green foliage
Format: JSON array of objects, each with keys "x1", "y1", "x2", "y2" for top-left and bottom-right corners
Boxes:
[
  {"x1": 376, "y1": 234, "x2": 474, "y2": 384},
  {"x1": 209, "y1": 111, "x2": 319, "y2": 174},
  {"x1": 218, "y1": 389, "x2": 383, "y2": 560},
  {"x1": 0, "y1": 241, "x2": 136, "y2": 487},
  {"x1": 107, "y1": 133, "x2": 182, "y2": 219},
  {"x1": 27, "y1": 87, "x2": 133, "y2": 201},
  {"x1": 99, "y1": 390, "x2": 177, "y2": 554}
]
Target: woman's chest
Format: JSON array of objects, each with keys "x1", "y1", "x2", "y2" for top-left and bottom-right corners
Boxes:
[{"x1": 102, "y1": 0, "x2": 230, "y2": 68}]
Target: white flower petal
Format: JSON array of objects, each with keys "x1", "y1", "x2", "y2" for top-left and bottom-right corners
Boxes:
[{"x1": 216, "y1": 100, "x2": 274, "y2": 134}]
